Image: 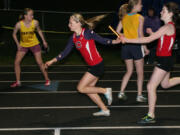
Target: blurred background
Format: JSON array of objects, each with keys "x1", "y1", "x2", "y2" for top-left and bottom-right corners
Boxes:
[
  {"x1": 0, "y1": 0, "x2": 180, "y2": 65},
  {"x1": 0, "y1": 0, "x2": 179, "y2": 12}
]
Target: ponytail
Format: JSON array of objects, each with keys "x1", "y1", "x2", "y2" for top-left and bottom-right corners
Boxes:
[
  {"x1": 118, "y1": 4, "x2": 128, "y2": 20},
  {"x1": 71, "y1": 13, "x2": 108, "y2": 30},
  {"x1": 85, "y1": 14, "x2": 108, "y2": 29},
  {"x1": 19, "y1": 14, "x2": 24, "y2": 21}
]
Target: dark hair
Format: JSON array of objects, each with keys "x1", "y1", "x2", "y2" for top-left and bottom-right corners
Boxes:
[
  {"x1": 164, "y1": 2, "x2": 179, "y2": 23},
  {"x1": 147, "y1": 7, "x2": 156, "y2": 16},
  {"x1": 19, "y1": 8, "x2": 33, "y2": 21}
]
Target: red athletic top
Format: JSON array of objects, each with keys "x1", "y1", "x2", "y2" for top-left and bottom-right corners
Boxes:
[
  {"x1": 73, "y1": 28, "x2": 103, "y2": 66},
  {"x1": 156, "y1": 22, "x2": 176, "y2": 56}
]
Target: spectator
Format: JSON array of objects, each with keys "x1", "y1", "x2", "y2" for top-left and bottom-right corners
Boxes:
[{"x1": 144, "y1": 7, "x2": 161, "y2": 64}]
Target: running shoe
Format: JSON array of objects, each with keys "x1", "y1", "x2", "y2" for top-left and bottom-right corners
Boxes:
[
  {"x1": 118, "y1": 92, "x2": 127, "y2": 100},
  {"x1": 93, "y1": 109, "x2": 110, "y2": 116},
  {"x1": 136, "y1": 95, "x2": 147, "y2": 102},
  {"x1": 104, "y1": 88, "x2": 112, "y2": 105},
  {"x1": 45, "y1": 80, "x2": 51, "y2": 86},
  {"x1": 138, "y1": 114, "x2": 156, "y2": 124},
  {"x1": 10, "y1": 81, "x2": 21, "y2": 88}
]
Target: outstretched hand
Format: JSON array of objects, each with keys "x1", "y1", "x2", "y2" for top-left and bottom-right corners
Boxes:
[
  {"x1": 112, "y1": 38, "x2": 121, "y2": 44},
  {"x1": 45, "y1": 60, "x2": 53, "y2": 69},
  {"x1": 45, "y1": 58, "x2": 58, "y2": 69},
  {"x1": 119, "y1": 35, "x2": 127, "y2": 44}
]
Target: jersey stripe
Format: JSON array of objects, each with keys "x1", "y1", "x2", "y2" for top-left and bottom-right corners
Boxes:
[{"x1": 85, "y1": 42, "x2": 93, "y2": 61}]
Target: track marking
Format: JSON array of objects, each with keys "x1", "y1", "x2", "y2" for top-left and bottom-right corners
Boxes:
[
  {"x1": 0, "y1": 105, "x2": 180, "y2": 110},
  {"x1": 0, "y1": 126, "x2": 180, "y2": 131},
  {"x1": 0, "y1": 90, "x2": 179, "y2": 94},
  {"x1": 0, "y1": 71, "x2": 180, "y2": 73},
  {"x1": 0, "y1": 80, "x2": 150, "y2": 82}
]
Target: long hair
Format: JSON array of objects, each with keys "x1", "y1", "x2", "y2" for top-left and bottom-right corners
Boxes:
[
  {"x1": 127, "y1": 0, "x2": 140, "y2": 13},
  {"x1": 70, "y1": 13, "x2": 108, "y2": 30},
  {"x1": 118, "y1": 4, "x2": 128, "y2": 20},
  {"x1": 19, "y1": 8, "x2": 33, "y2": 21},
  {"x1": 164, "y1": 2, "x2": 179, "y2": 24}
]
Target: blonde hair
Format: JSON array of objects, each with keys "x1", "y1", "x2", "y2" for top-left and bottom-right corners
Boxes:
[
  {"x1": 127, "y1": 0, "x2": 140, "y2": 13},
  {"x1": 70, "y1": 13, "x2": 107, "y2": 30},
  {"x1": 118, "y1": 4, "x2": 128, "y2": 20},
  {"x1": 19, "y1": 8, "x2": 33, "y2": 21}
]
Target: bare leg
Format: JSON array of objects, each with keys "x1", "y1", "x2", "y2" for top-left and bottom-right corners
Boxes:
[
  {"x1": 134, "y1": 58, "x2": 144, "y2": 96},
  {"x1": 77, "y1": 72, "x2": 106, "y2": 94},
  {"x1": 77, "y1": 72, "x2": 108, "y2": 111},
  {"x1": 161, "y1": 72, "x2": 180, "y2": 89},
  {"x1": 120, "y1": 59, "x2": 134, "y2": 93},
  {"x1": 87, "y1": 79, "x2": 108, "y2": 111},
  {"x1": 147, "y1": 67, "x2": 167, "y2": 118},
  {"x1": 14, "y1": 51, "x2": 26, "y2": 82},
  {"x1": 34, "y1": 51, "x2": 49, "y2": 81}
]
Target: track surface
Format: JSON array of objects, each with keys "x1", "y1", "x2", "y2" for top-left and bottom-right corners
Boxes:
[{"x1": 0, "y1": 65, "x2": 180, "y2": 135}]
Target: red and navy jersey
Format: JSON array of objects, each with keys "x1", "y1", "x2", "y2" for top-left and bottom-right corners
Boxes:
[
  {"x1": 156, "y1": 22, "x2": 176, "y2": 56},
  {"x1": 56, "y1": 28, "x2": 112, "y2": 66},
  {"x1": 73, "y1": 28, "x2": 102, "y2": 65}
]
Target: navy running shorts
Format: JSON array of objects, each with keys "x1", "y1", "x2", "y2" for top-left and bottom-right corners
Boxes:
[
  {"x1": 87, "y1": 61, "x2": 104, "y2": 77},
  {"x1": 121, "y1": 44, "x2": 145, "y2": 60},
  {"x1": 156, "y1": 56, "x2": 174, "y2": 72}
]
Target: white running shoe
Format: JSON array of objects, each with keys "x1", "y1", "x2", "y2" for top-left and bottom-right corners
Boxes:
[
  {"x1": 93, "y1": 109, "x2": 110, "y2": 116},
  {"x1": 118, "y1": 92, "x2": 127, "y2": 100},
  {"x1": 136, "y1": 95, "x2": 147, "y2": 102},
  {"x1": 104, "y1": 88, "x2": 113, "y2": 105}
]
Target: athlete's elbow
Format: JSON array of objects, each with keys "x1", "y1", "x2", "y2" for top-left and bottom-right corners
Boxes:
[
  {"x1": 12, "y1": 34, "x2": 16, "y2": 39},
  {"x1": 12, "y1": 33, "x2": 15, "y2": 38}
]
